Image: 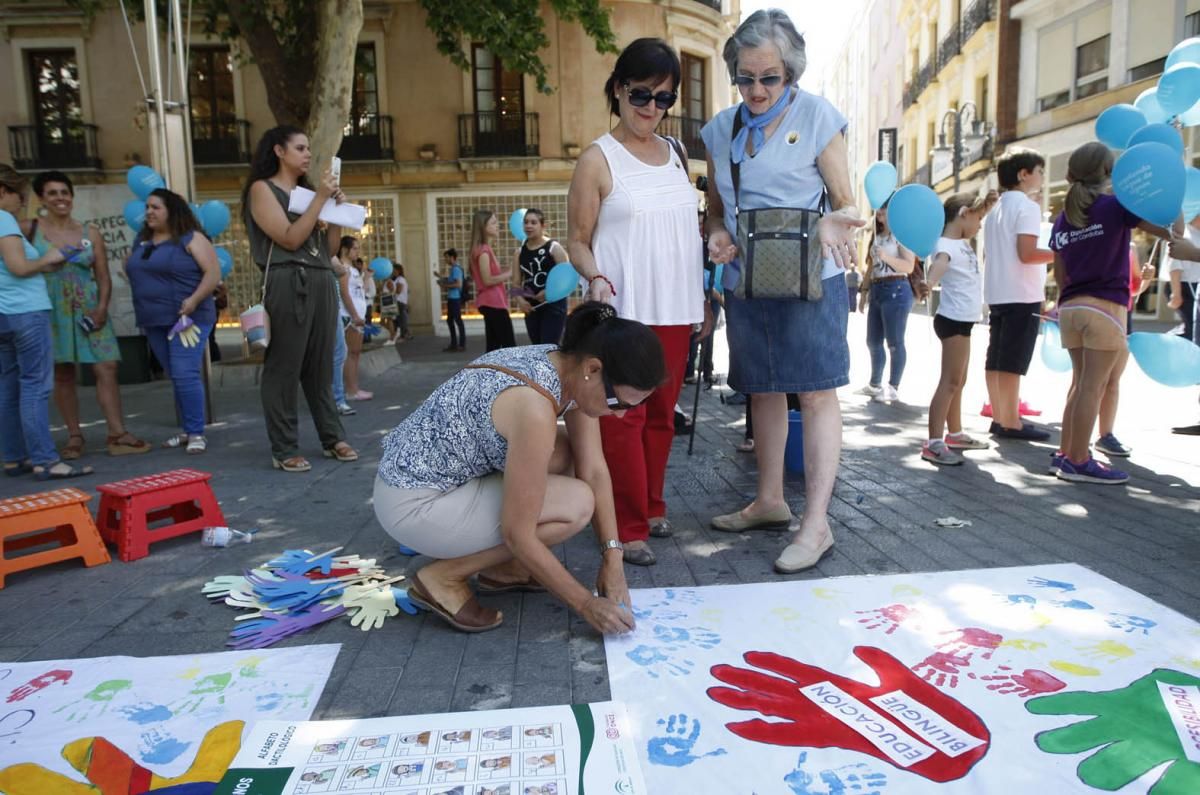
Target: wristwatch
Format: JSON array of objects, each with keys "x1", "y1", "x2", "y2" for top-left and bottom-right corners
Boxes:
[{"x1": 600, "y1": 539, "x2": 623, "y2": 554}]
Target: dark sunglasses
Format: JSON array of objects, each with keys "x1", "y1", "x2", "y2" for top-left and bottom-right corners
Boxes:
[
  {"x1": 733, "y1": 74, "x2": 785, "y2": 88},
  {"x1": 623, "y1": 83, "x2": 677, "y2": 110},
  {"x1": 603, "y1": 374, "x2": 644, "y2": 411}
]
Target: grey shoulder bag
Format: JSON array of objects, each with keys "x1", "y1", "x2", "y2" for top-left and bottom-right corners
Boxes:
[{"x1": 731, "y1": 110, "x2": 826, "y2": 301}]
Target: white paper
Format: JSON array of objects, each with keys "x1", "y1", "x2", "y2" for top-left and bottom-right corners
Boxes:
[
  {"x1": 800, "y1": 681, "x2": 936, "y2": 766},
  {"x1": 287, "y1": 186, "x2": 367, "y2": 230},
  {"x1": 1157, "y1": 682, "x2": 1200, "y2": 763}
]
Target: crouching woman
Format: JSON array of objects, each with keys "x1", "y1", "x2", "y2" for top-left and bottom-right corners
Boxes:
[{"x1": 374, "y1": 302, "x2": 663, "y2": 635}]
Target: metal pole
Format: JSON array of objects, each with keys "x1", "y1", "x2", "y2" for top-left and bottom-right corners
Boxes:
[
  {"x1": 953, "y1": 109, "x2": 962, "y2": 193},
  {"x1": 144, "y1": 0, "x2": 170, "y2": 188},
  {"x1": 169, "y1": 0, "x2": 196, "y2": 201}
]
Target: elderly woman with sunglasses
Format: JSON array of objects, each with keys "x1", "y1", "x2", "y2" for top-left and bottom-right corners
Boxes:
[
  {"x1": 702, "y1": 10, "x2": 864, "y2": 573},
  {"x1": 567, "y1": 38, "x2": 707, "y2": 567}
]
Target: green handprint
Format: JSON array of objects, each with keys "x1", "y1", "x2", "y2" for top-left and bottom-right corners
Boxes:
[
  {"x1": 52, "y1": 679, "x2": 132, "y2": 721},
  {"x1": 1026, "y1": 669, "x2": 1200, "y2": 793}
]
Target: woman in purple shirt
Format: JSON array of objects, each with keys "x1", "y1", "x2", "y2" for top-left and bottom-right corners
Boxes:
[{"x1": 125, "y1": 189, "x2": 221, "y2": 453}]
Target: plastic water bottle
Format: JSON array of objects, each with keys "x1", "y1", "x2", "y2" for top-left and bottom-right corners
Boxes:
[{"x1": 201, "y1": 526, "x2": 256, "y2": 547}]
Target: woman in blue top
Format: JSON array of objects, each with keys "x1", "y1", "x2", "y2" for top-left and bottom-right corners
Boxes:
[
  {"x1": 0, "y1": 163, "x2": 85, "y2": 479},
  {"x1": 701, "y1": 10, "x2": 863, "y2": 573},
  {"x1": 125, "y1": 188, "x2": 221, "y2": 454}
]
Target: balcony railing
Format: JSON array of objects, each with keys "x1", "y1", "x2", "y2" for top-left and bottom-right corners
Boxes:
[
  {"x1": 938, "y1": 23, "x2": 962, "y2": 72},
  {"x1": 7, "y1": 124, "x2": 101, "y2": 171},
  {"x1": 658, "y1": 116, "x2": 706, "y2": 161},
  {"x1": 459, "y1": 112, "x2": 540, "y2": 158},
  {"x1": 691, "y1": 0, "x2": 723, "y2": 10},
  {"x1": 907, "y1": 162, "x2": 932, "y2": 186},
  {"x1": 192, "y1": 117, "x2": 251, "y2": 165},
  {"x1": 339, "y1": 113, "x2": 394, "y2": 161},
  {"x1": 962, "y1": 0, "x2": 996, "y2": 41}
]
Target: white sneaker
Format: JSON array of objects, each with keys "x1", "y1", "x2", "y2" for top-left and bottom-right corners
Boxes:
[
  {"x1": 874, "y1": 384, "x2": 898, "y2": 402},
  {"x1": 858, "y1": 384, "x2": 883, "y2": 397}
]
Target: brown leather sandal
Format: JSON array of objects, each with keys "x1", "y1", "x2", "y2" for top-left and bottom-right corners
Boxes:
[
  {"x1": 107, "y1": 431, "x2": 151, "y2": 456},
  {"x1": 62, "y1": 434, "x2": 85, "y2": 460},
  {"x1": 272, "y1": 456, "x2": 312, "y2": 472},
  {"x1": 408, "y1": 573, "x2": 502, "y2": 633},
  {"x1": 322, "y1": 442, "x2": 359, "y2": 462}
]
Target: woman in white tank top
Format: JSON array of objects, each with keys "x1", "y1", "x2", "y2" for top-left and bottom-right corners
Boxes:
[{"x1": 567, "y1": 38, "x2": 707, "y2": 566}]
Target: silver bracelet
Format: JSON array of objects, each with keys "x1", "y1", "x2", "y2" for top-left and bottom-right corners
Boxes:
[{"x1": 599, "y1": 539, "x2": 623, "y2": 554}]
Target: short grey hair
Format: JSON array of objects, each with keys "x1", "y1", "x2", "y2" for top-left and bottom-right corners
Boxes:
[{"x1": 723, "y1": 9, "x2": 807, "y2": 85}]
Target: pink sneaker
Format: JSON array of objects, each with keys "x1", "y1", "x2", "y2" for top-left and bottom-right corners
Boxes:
[
  {"x1": 1019, "y1": 400, "x2": 1042, "y2": 417},
  {"x1": 980, "y1": 403, "x2": 993, "y2": 418}
]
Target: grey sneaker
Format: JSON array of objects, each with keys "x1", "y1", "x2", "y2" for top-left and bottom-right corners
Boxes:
[
  {"x1": 922, "y1": 439, "x2": 963, "y2": 466},
  {"x1": 337, "y1": 402, "x2": 356, "y2": 416}
]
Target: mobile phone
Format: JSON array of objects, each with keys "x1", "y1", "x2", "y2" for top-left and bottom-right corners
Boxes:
[
  {"x1": 330, "y1": 156, "x2": 342, "y2": 184},
  {"x1": 78, "y1": 316, "x2": 96, "y2": 334}
]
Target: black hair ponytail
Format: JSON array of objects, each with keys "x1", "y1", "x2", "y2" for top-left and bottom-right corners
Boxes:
[{"x1": 560, "y1": 301, "x2": 665, "y2": 391}]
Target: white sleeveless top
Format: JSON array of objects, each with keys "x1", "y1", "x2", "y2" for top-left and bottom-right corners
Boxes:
[{"x1": 591, "y1": 133, "x2": 703, "y2": 326}]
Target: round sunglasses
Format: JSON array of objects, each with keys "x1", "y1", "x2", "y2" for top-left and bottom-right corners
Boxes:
[{"x1": 622, "y1": 82, "x2": 678, "y2": 110}]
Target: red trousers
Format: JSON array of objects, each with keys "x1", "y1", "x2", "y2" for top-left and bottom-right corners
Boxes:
[{"x1": 599, "y1": 325, "x2": 691, "y2": 543}]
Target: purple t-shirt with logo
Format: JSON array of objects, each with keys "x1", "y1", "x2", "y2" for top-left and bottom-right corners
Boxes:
[{"x1": 1048, "y1": 194, "x2": 1139, "y2": 306}]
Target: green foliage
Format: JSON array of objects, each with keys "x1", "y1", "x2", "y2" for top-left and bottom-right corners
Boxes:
[{"x1": 419, "y1": 0, "x2": 617, "y2": 93}]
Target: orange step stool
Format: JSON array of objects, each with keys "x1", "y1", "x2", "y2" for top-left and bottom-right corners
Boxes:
[
  {"x1": 96, "y1": 468, "x2": 225, "y2": 562},
  {"x1": 0, "y1": 488, "x2": 110, "y2": 588}
]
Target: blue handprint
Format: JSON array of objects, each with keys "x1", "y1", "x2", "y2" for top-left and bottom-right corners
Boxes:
[
  {"x1": 785, "y1": 751, "x2": 889, "y2": 794},
  {"x1": 1106, "y1": 613, "x2": 1156, "y2": 635},
  {"x1": 1053, "y1": 599, "x2": 1094, "y2": 610},
  {"x1": 646, "y1": 713, "x2": 726, "y2": 767},
  {"x1": 632, "y1": 606, "x2": 688, "y2": 622},
  {"x1": 1000, "y1": 593, "x2": 1038, "y2": 607},
  {"x1": 626, "y1": 645, "x2": 694, "y2": 678},
  {"x1": 1028, "y1": 576, "x2": 1076, "y2": 592},
  {"x1": 633, "y1": 589, "x2": 703, "y2": 621},
  {"x1": 651, "y1": 625, "x2": 721, "y2": 650}
]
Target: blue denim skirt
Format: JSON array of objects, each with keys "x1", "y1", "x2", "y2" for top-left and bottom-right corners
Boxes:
[{"x1": 725, "y1": 273, "x2": 850, "y2": 393}]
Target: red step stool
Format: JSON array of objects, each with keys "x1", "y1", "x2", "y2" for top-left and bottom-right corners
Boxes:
[
  {"x1": 0, "y1": 488, "x2": 110, "y2": 588},
  {"x1": 96, "y1": 468, "x2": 225, "y2": 562}
]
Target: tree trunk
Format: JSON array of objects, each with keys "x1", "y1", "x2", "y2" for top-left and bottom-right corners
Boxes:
[
  {"x1": 307, "y1": 0, "x2": 364, "y2": 177},
  {"x1": 225, "y1": 0, "x2": 312, "y2": 128}
]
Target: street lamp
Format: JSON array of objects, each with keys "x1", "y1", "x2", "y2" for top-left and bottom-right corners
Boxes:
[{"x1": 936, "y1": 102, "x2": 992, "y2": 192}]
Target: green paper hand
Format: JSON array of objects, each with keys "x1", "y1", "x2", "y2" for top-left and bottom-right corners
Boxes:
[
  {"x1": 1026, "y1": 669, "x2": 1200, "y2": 793},
  {"x1": 345, "y1": 587, "x2": 400, "y2": 631},
  {"x1": 202, "y1": 574, "x2": 249, "y2": 600}
]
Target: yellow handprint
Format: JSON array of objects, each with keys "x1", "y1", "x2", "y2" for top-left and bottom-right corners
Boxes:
[
  {"x1": 1077, "y1": 640, "x2": 1135, "y2": 663},
  {"x1": 1050, "y1": 660, "x2": 1102, "y2": 677},
  {"x1": 1171, "y1": 655, "x2": 1200, "y2": 671},
  {"x1": 1000, "y1": 638, "x2": 1048, "y2": 652},
  {"x1": 891, "y1": 584, "x2": 922, "y2": 597}
]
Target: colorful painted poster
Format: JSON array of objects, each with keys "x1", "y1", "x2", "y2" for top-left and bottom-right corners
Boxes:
[
  {"x1": 604, "y1": 564, "x2": 1200, "y2": 793},
  {"x1": 0, "y1": 644, "x2": 339, "y2": 794},
  {"x1": 211, "y1": 701, "x2": 646, "y2": 795}
]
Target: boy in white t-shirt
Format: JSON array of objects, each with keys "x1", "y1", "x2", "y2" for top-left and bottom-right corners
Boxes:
[
  {"x1": 1167, "y1": 213, "x2": 1200, "y2": 344},
  {"x1": 982, "y1": 148, "x2": 1055, "y2": 441}
]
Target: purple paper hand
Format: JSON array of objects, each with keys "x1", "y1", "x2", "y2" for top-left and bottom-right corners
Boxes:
[{"x1": 227, "y1": 605, "x2": 346, "y2": 649}]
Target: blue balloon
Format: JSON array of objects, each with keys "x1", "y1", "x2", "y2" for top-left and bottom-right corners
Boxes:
[
  {"x1": 1127, "y1": 122, "x2": 1185, "y2": 156},
  {"x1": 1184, "y1": 167, "x2": 1200, "y2": 220},
  {"x1": 122, "y1": 199, "x2": 145, "y2": 232},
  {"x1": 369, "y1": 256, "x2": 393, "y2": 281},
  {"x1": 200, "y1": 200, "x2": 231, "y2": 238},
  {"x1": 887, "y1": 184, "x2": 942, "y2": 258},
  {"x1": 1158, "y1": 63, "x2": 1200, "y2": 115},
  {"x1": 1112, "y1": 142, "x2": 1185, "y2": 226},
  {"x1": 864, "y1": 160, "x2": 898, "y2": 210},
  {"x1": 1040, "y1": 321, "x2": 1073, "y2": 373},
  {"x1": 215, "y1": 247, "x2": 234, "y2": 279},
  {"x1": 1167, "y1": 36, "x2": 1200, "y2": 70},
  {"x1": 1134, "y1": 88, "x2": 1169, "y2": 124},
  {"x1": 126, "y1": 165, "x2": 164, "y2": 200},
  {"x1": 543, "y1": 261, "x2": 579, "y2": 303},
  {"x1": 509, "y1": 209, "x2": 527, "y2": 242},
  {"x1": 1181, "y1": 98, "x2": 1200, "y2": 127},
  {"x1": 1129, "y1": 331, "x2": 1200, "y2": 386},
  {"x1": 1095, "y1": 104, "x2": 1147, "y2": 149}
]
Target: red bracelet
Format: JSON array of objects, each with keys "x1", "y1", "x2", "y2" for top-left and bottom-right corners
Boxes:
[{"x1": 588, "y1": 274, "x2": 617, "y2": 298}]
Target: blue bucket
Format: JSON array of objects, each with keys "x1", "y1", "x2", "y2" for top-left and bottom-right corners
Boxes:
[{"x1": 784, "y1": 410, "x2": 804, "y2": 474}]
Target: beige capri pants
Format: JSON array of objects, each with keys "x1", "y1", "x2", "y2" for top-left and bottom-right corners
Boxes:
[{"x1": 373, "y1": 474, "x2": 507, "y2": 559}]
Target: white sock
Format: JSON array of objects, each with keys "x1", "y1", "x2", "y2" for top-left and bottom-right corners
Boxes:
[{"x1": 927, "y1": 438, "x2": 942, "y2": 447}]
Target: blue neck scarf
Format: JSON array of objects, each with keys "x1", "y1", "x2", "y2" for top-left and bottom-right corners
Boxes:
[{"x1": 731, "y1": 87, "x2": 794, "y2": 165}]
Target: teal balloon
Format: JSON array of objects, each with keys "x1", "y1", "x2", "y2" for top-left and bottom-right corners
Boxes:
[
  {"x1": 864, "y1": 160, "x2": 898, "y2": 209},
  {"x1": 1184, "y1": 167, "x2": 1200, "y2": 220},
  {"x1": 1040, "y1": 321, "x2": 1072, "y2": 373},
  {"x1": 1157, "y1": 63, "x2": 1200, "y2": 115},
  {"x1": 1112, "y1": 142, "x2": 1185, "y2": 226},
  {"x1": 369, "y1": 257, "x2": 392, "y2": 280},
  {"x1": 126, "y1": 165, "x2": 164, "y2": 200},
  {"x1": 1134, "y1": 88, "x2": 1169, "y2": 124},
  {"x1": 1129, "y1": 331, "x2": 1200, "y2": 386},
  {"x1": 1166, "y1": 36, "x2": 1200, "y2": 70},
  {"x1": 887, "y1": 184, "x2": 942, "y2": 258},
  {"x1": 543, "y1": 261, "x2": 579, "y2": 303},
  {"x1": 509, "y1": 209, "x2": 527, "y2": 242},
  {"x1": 215, "y1": 247, "x2": 234, "y2": 279},
  {"x1": 1127, "y1": 122, "x2": 1185, "y2": 156},
  {"x1": 122, "y1": 199, "x2": 145, "y2": 232},
  {"x1": 200, "y1": 200, "x2": 231, "y2": 238},
  {"x1": 1181, "y1": 97, "x2": 1200, "y2": 126},
  {"x1": 1095, "y1": 104, "x2": 1147, "y2": 149}
]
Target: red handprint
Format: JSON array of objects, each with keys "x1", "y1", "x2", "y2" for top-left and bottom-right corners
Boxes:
[
  {"x1": 969, "y1": 667, "x2": 1066, "y2": 697},
  {"x1": 937, "y1": 628, "x2": 1003, "y2": 661},
  {"x1": 856, "y1": 604, "x2": 919, "y2": 635},
  {"x1": 912, "y1": 652, "x2": 972, "y2": 688},
  {"x1": 6, "y1": 669, "x2": 72, "y2": 703},
  {"x1": 707, "y1": 646, "x2": 989, "y2": 782}
]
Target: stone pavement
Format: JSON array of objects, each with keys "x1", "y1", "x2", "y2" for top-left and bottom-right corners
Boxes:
[{"x1": 0, "y1": 313, "x2": 1197, "y2": 723}]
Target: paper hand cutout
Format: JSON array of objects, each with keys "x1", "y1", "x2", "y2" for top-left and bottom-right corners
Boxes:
[
  {"x1": 266, "y1": 548, "x2": 335, "y2": 575},
  {"x1": 344, "y1": 586, "x2": 400, "y2": 631},
  {"x1": 1027, "y1": 669, "x2": 1200, "y2": 793},
  {"x1": 167, "y1": 316, "x2": 200, "y2": 347},
  {"x1": 201, "y1": 574, "x2": 250, "y2": 600},
  {"x1": 227, "y1": 605, "x2": 345, "y2": 649},
  {"x1": 708, "y1": 646, "x2": 989, "y2": 782}
]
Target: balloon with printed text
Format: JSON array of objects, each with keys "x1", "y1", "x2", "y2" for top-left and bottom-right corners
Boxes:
[
  {"x1": 215, "y1": 247, "x2": 234, "y2": 279},
  {"x1": 864, "y1": 161, "x2": 898, "y2": 209},
  {"x1": 1127, "y1": 123, "x2": 1185, "y2": 156},
  {"x1": 543, "y1": 262, "x2": 580, "y2": 303},
  {"x1": 126, "y1": 166, "x2": 165, "y2": 200},
  {"x1": 1157, "y1": 62, "x2": 1200, "y2": 115},
  {"x1": 509, "y1": 209, "x2": 527, "y2": 242},
  {"x1": 886, "y1": 184, "x2": 943, "y2": 259},
  {"x1": 122, "y1": 200, "x2": 145, "y2": 232},
  {"x1": 1112, "y1": 142, "x2": 1185, "y2": 227},
  {"x1": 1166, "y1": 36, "x2": 1200, "y2": 70},
  {"x1": 200, "y1": 200, "x2": 231, "y2": 238},
  {"x1": 1134, "y1": 88, "x2": 1169, "y2": 124},
  {"x1": 1128, "y1": 331, "x2": 1200, "y2": 386},
  {"x1": 369, "y1": 257, "x2": 393, "y2": 281},
  {"x1": 1094, "y1": 105, "x2": 1147, "y2": 149}
]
